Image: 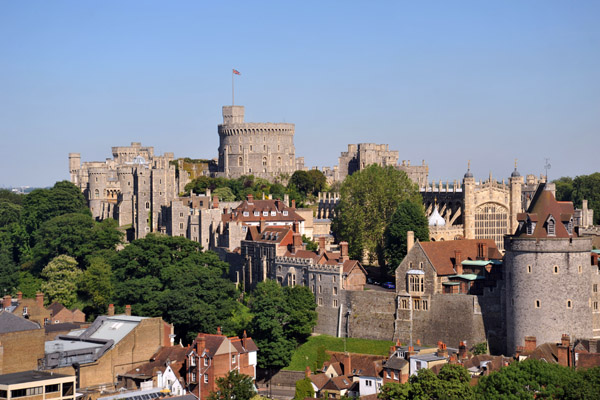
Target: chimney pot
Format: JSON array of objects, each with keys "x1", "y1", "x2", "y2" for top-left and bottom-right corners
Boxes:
[
  {"x1": 291, "y1": 199, "x2": 296, "y2": 209},
  {"x1": 16, "y1": 291, "x2": 22, "y2": 301},
  {"x1": 108, "y1": 304, "x2": 115, "y2": 316},
  {"x1": 247, "y1": 194, "x2": 254, "y2": 202},
  {"x1": 2, "y1": 295, "x2": 11, "y2": 310},
  {"x1": 125, "y1": 304, "x2": 131, "y2": 316}
]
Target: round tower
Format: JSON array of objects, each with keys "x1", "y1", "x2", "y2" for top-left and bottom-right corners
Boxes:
[
  {"x1": 509, "y1": 162, "x2": 523, "y2": 234},
  {"x1": 504, "y1": 187, "x2": 593, "y2": 354},
  {"x1": 217, "y1": 105, "x2": 296, "y2": 179},
  {"x1": 462, "y1": 162, "x2": 475, "y2": 239},
  {"x1": 87, "y1": 167, "x2": 107, "y2": 220}
]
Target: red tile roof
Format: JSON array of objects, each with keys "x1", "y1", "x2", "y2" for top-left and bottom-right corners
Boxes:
[
  {"x1": 223, "y1": 199, "x2": 304, "y2": 224},
  {"x1": 124, "y1": 346, "x2": 189, "y2": 378},
  {"x1": 515, "y1": 188, "x2": 576, "y2": 239},
  {"x1": 419, "y1": 239, "x2": 502, "y2": 276}
]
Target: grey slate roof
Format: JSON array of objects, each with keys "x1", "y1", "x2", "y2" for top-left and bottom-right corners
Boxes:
[{"x1": 0, "y1": 311, "x2": 40, "y2": 333}]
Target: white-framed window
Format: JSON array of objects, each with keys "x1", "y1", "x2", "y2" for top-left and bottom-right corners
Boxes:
[
  {"x1": 243, "y1": 211, "x2": 249, "y2": 217},
  {"x1": 190, "y1": 355, "x2": 196, "y2": 366},
  {"x1": 204, "y1": 375, "x2": 208, "y2": 384},
  {"x1": 283, "y1": 211, "x2": 288, "y2": 216},
  {"x1": 271, "y1": 211, "x2": 276, "y2": 216},
  {"x1": 254, "y1": 211, "x2": 260, "y2": 216},
  {"x1": 547, "y1": 216, "x2": 556, "y2": 236},
  {"x1": 263, "y1": 211, "x2": 269, "y2": 216},
  {"x1": 204, "y1": 357, "x2": 208, "y2": 366},
  {"x1": 232, "y1": 354, "x2": 236, "y2": 364}
]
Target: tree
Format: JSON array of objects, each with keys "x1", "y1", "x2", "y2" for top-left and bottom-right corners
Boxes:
[
  {"x1": 208, "y1": 370, "x2": 255, "y2": 400},
  {"x1": 332, "y1": 165, "x2": 422, "y2": 266},
  {"x1": 554, "y1": 177, "x2": 574, "y2": 202},
  {"x1": 41, "y1": 255, "x2": 82, "y2": 308},
  {"x1": 111, "y1": 234, "x2": 237, "y2": 343},
  {"x1": 302, "y1": 235, "x2": 318, "y2": 251},
  {"x1": 249, "y1": 281, "x2": 295, "y2": 368},
  {"x1": 472, "y1": 342, "x2": 488, "y2": 355},
  {"x1": 294, "y1": 377, "x2": 315, "y2": 400},
  {"x1": 0, "y1": 201, "x2": 22, "y2": 227},
  {"x1": 283, "y1": 286, "x2": 318, "y2": 344},
  {"x1": 288, "y1": 170, "x2": 327, "y2": 198},
  {"x1": 572, "y1": 173, "x2": 600, "y2": 225},
  {"x1": 80, "y1": 256, "x2": 114, "y2": 315},
  {"x1": 384, "y1": 200, "x2": 429, "y2": 274},
  {"x1": 213, "y1": 187, "x2": 236, "y2": 202},
  {"x1": 379, "y1": 382, "x2": 410, "y2": 400}
]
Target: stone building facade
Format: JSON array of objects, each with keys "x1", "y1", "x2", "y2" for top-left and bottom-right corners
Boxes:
[
  {"x1": 69, "y1": 142, "x2": 189, "y2": 239},
  {"x1": 217, "y1": 105, "x2": 299, "y2": 179},
  {"x1": 503, "y1": 185, "x2": 600, "y2": 354}
]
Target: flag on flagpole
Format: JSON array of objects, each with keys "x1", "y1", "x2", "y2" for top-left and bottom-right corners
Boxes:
[{"x1": 233, "y1": 69, "x2": 241, "y2": 75}]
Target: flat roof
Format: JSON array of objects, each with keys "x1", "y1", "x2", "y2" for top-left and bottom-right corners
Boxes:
[
  {"x1": 0, "y1": 371, "x2": 73, "y2": 385},
  {"x1": 45, "y1": 339, "x2": 104, "y2": 353},
  {"x1": 411, "y1": 354, "x2": 447, "y2": 362}
]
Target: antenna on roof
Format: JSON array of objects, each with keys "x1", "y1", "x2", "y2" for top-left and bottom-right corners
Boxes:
[{"x1": 544, "y1": 158, "x2": 551, "y2": 182}]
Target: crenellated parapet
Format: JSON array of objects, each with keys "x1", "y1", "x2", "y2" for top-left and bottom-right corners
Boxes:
[{"x1": 218, "y1": 123, "x2": 295, "y2": 136}]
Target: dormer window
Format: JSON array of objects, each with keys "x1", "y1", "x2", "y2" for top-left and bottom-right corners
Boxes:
[
  {"x1": 283, "y1": 211, "x2": 288, "y2": 216},
  {"x1": 526, "y1": 218, "x2": 536, "y2": 235},
  {"x1": 254, "y1": 211, "x2": 260, "y2": 217},
  {"x1": 263, "y1": 211, "x2": 269, "y2": 216},
  {"x1": 546, "y1": 216, "x2": 556, "y2": 236},
  {"x1": 271, "y1": 211, "x2": 276, "y2": 216},
  {"x1": 566, "y1": 217, "x2": 573, "y2": 235},
  {"x1": 243, "y1": 211, "x2": 249, "y2": 217}
]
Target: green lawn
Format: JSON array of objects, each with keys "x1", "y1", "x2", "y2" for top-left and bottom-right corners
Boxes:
[{"x1": 284, "y1": 334, "x2": 395, "y2": 371}]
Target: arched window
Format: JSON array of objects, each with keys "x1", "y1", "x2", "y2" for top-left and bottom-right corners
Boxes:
[
  {"x1": 238, "y1": 157, "x2": 243, "y2": 167},
  {"x1": 262, "y1": 157, "x2": 267, "y2": 167},
  {"x1": 94, "y1": 189, "x2": 99, "y2": 198},
  {"x1": 145, "y1": 201, "x2": 150, "y2": 210},
  {"x1": 546, "y1": 216, "x2": 556, "y2": 236},
  {"x1": 277, "y1": 156, "x2": 282, "y2": 166},
  {"x1": 475, "y1": 203, "x2": 509, "y2": 250}
]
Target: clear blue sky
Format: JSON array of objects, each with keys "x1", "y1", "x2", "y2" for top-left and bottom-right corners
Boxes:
[{"x1": 1, "y1": 1, "x2": 599, "y2": 188}]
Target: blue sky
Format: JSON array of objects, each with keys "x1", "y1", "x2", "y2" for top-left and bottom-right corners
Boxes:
[{"x1": 1, "y1": 1, "x2": 599, "y2": 187}]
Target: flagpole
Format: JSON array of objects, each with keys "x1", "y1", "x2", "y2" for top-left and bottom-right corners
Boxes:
[{"x1": 232, "y1": 70, "x2": 235, "y2": 106}]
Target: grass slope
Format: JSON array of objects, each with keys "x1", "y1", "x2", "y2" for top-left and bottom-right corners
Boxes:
[{"x1": 284, "y1": 335, "x2": 395, "y2": 371}]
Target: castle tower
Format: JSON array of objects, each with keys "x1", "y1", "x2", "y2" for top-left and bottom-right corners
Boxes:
[
  {"x1": 88, "y1": 167, "x2": 107, "y2": 220},
  {"x1": 217, "y1": 105, "x2": 296, "y2": 180},
  {"x1": 504, "y1": 185, "x2": 595, "y2": 354},
  {"x1": 462, "y1": 162, "x2": 475, "y2": 239},
  {"x1": 68, "y1": 153, "x2": 81, "y2": 186},
  {"x1": 509, "y1": 162, "x2": 523, "y2": 234}
]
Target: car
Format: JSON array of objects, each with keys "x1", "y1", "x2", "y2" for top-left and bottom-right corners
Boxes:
[{"x1": 382, "y1": 282, "x2": 395, "y2": 290}]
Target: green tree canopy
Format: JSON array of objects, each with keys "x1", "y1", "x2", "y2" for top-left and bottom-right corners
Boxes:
[
  {"x1": 384, "y1": 200, "x2": 429, "y2": 274},
  {"x1": 332, "y1": 165, "x2": 422, "y2": 266},
  {"x1": 293, "y1": 377, "x2": 315, "y2": 400},
  {"x1": 111, "y1": 234, "x2": 238, "y2": 343},
  {"x1": 208, "y1": 370, "x2": 255, "y2": 400},
  {"x1": 79, "y1": 256, "x2": 114, "y2": 315},
  {"x1": 288, "y1": 170, "x2": 327, "y2": 198},
  {"x1": 41, "y1": 255, "x2": 82, "y2": 308}
]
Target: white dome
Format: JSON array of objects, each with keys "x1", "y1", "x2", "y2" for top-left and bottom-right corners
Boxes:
[{"x1": 429, "y1": 205, "x2": 446, "y2": 226}]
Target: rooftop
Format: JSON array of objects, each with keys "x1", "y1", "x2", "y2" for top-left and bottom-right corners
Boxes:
[{"x1": 0, "y1": 370, "x2": 73, "y2": 385}]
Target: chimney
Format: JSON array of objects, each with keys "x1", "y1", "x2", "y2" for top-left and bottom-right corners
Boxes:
[
  {"x1": 125, "y1": 304, "x2": 131, "y2": 316},
  {"x1": 454, "y1": 250, "x2": 463, "y2": 275},
  {"x1": 515, "y1": 346, "x2": 524, "y2": 359},
  {"x1": 2, "y1": 295, "x2": 11, "y2": 310},
  {"x1": 524, "y1": 336, "x2": 536, "y2": 353},
  {"x1": 558, "y1": 334, "x2": 571, "y2": 367},
  {"x1": 217, "y1": 326, "x2": 222, "y2": 335},
  {"x1": 292, "y1": 233, "x2": 303, "y2": 254},
  {"x1": 458, "y1": 341, "x2": 468, "y2": 360},
  {"x1": 406, "y1": 346, "x2": 416, "y2": 359},
  {"x1": 344, "y1": 352, "x2": 352, "y2": 376},
  {"x1": 291, "y1": 199, "x2": 296, "y2": 209},
  {"x1": 196, "y1": 334, "x2": 206, "y2": 356},
  {"x1": 395, "y1": 339, "x2": 402, "y2": 351},
  {"x1": 305, "y1": 365, "x2": 311, "y2": 378},
  {"x1": 407, "y1": 231, "x2": 415, "y2": 253},
  {"x1": 416, "y1": 339, "x2": 421, "y2": 346},
  {"x1": 449, "y1": 354, "x2": 458, "y2": 364},
  {"x1": 36, "y1": 292, "x2": 44, "y2": 308},
  {"x1": 340, "y1": 242, "x2": 349, "y2": 261},
  {"x1": 318, "y1": 237, "x2": 326, "y2": 255},
  {"x1": 16, "y1": 291, "x2": 22, "y2": 301},
  {"x1": 212, "y1": 195, "x2": 219, "y2": 209},
  {"x1": 437, "y1": 342, "x2": 448, "y2": 358},
  {"x1": 260, "y1": 217, "x2": 266, "y2": 233},
  {"x1": 389, "y1": 346, "x2": 396, "y2": 357},
  {"x1": 482, "y1": 243, "x2": 488, "y2": 260},
  {"x1": 243, "y1": 330, "x2": 247, "y2": 348},
  {"x1": 247, "y1": 194, "x2": 254, "y2": 202},
  {"x1": 293, "y1": 221, "x2": 299, "y2": 233},
  {"x1": 108, "y1": 304, "x2": 115, "y2": 316}
]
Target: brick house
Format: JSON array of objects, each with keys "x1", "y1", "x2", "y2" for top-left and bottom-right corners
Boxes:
[
  {"x1": 0, "y1": 311, "x2": 45, "y2": 374},
  {"x1": 46, "y1": 302, "x2": 85, "y2": 324},
  {"x1": 186, "y1": 330, "x2": 258, "y2": 400},
  {"x1": 3, "y1": 292, "x2": 52, "y2": 327}
]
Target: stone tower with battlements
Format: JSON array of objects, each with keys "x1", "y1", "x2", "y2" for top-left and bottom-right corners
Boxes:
[{"x1": 217, "y1": 106, "x2": 296, "y2": 180}]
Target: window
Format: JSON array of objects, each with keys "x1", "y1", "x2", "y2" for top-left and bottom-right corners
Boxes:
[
  {"x1": 579, "y1": 265, "x2": 583, "y2": 274},
  {"x1": 204, "y1": 375, "x2": 208, "y2": 384},
  {"x1": 204, "y1": 357, "x2": 208, "y2": 366},
  {"x1": 547, "y1": 216, "x2": 556, "y2": 236},
  {"x1": 146, "y1": 201, "x2": 150, "y2": 210},
  {"x1": 190, "y1": 356, "x2": 196, "y2": 366},
  {"x1": 527, "y1": 219, "x2": 536, "y2": 235},
  {"x1": 318, "y1": 297, "x2": 323, "y2": 306},
  {"x1": 271, "y1": 211, "x2": 276, "y2": 216},
  {"x1": 408, "y1": 275, "x2": 424, "y2": 293},
  {"x1": 278, "y1": 265, "x2": 282, "y2": 272},
  {"x1": 594, "y1": 302, "x2": 598, "y2": 311},
  {"x1": 422, "y1": 299, "x2": 428, "y2": 311},
  {"x1": 283, "y1": 211, "x2": 288, "y2": 216},
  {"x1": 23, "y1": 306, "x2": 28, "y2": 315},
  {"x1": 554, "y1": 265, "x2": 559, "y2": 274},
  {"x1": 262, "y1": 157, "x2": 267, "y2": 166},
  {"x1": 263, "y1": 145, "x2": 266, "y2": 151},
  {"x1": 333, "y1": 287, "x2": 338, "y2": 295},
  {"x1": 366, "y1": 380, "x2": 372, "y2": 387},
  {"x1": 254, "y1": 211, "x2": 260, "y2": 216},
  {"x1": 567, "y1": 299, "x2": 572, "y2": 309},
  {"x1": 180, "y1": 212, "x2": 184, "y2": 217},
  {"x1": 333, "y1": 275, "x2": 337, "y2": 283},
  {"x1": 243, "y1": 211, "x2": 249, "y2": 217},
  {"x1": 527, "y1": 265, "x2": 532, "y2": 273},
  {"x1": 419, "y1": 262, "x2": 423, "y2": 270},
  {"x1": 333, "y1": 299, "x2": 338, "y2": 307},
  {"x1": 413, "y1": 299, "x2": 421, "y2": 310},
  {"x1": 386, "y1": 371, "x2": 390, "y2": 379},
  {"x1": 319, "y1": 286, "x2": 322, "y2": 294},
  {"x1": 45, "y1": 385, "x2": 59, "y2": 393},
  {"x1": 535, "y1": 300, "x2": 541, "y2": 308},
  {"x1": 232, "y1": 354, "x2": 236, "y2": 363},
  {"x1": 594, "y1": 284, "x2": 598, "y2": 293},
  {"x1": 250, "y1": 145, "x2": 253, "y2": 151},
  {"x1": 401, "y1": 298, "x2": 409, "y2": 309},
  {"x1": 319, "y1": 275, "x2": 322, "y2": 281},
  {"x1": 263, "y1": 211, "x2": 269, "y2": 216},
  {"x1": 94, "y1": 189, "x2": 99, "y2": 198}
]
